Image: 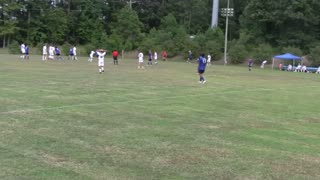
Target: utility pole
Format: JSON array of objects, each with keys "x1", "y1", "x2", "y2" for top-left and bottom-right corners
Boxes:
[
  {"x1": 129, "y1": 0, "x2": 136, "y2": 8},
  {"x1": 211, "y1": 0, "x2": 219, "y2": 28},
  {"x1": 221, "y1": 0, "x2": 233, "y2": 65}
]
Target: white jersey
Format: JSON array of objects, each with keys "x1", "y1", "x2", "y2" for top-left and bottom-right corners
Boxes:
[
  {"x1": 97, "y1": 51, "x2": 106, "y2": 66},
  {"x1": 73, "y1": 47, "x2": 77, "y2": 56},
  {"x1": 207, "y1": 55, "x2": 211, "y2": 62},
  {"x1": 43, "y1": 45, "x2": 47, "y2": 55},
  {"x1": 90, "y1": 51, "x2": 95, "y2": 58},
  {"x1": 138, "y1": 52, "x2": 144, "y2": 63},
  {"x1": 21, "y1": 44, "x2": 26, "y2": 54},
  {"x1": 154, "y1": 52, "x2": 158, "y2": 60}
]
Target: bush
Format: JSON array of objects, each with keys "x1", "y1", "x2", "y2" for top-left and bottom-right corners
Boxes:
[
  {"x1": 309, "y1": 46, "x2": 320, "y2": 66},
  {"x1": 228, "y1": 40, "x2": 248, "y2": 64},
  {"x1": 251, "y1": 43, "x2": 275, "y2": 64},
  {"x1": 8, "y1": 40, "x2": 20, "y2": 54}
]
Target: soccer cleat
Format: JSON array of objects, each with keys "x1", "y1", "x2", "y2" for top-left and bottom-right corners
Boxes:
[{"x1": 202, "y1": 80, "x2": 206, "y2": 84}]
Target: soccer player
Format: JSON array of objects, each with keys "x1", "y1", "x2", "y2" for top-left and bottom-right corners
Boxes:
[
  {"x1": 55, "y1": 46, "x2": 62, "y2": 61},
  {"x1": 260, "y1": 60, "x2": 267, "y2": 69},
  {"x1": 187, "y1": 50, "x2": 192, "y2": 63},
  {"x1": 138, "y1": 50, "x2": 144, "y2": 69},
  {"x1": 248, "y1": 59, "x2": 253, "y2": 71},
  {"x1": 88, "y1": 50, "x2": 95, "y2": 62},
  {"x1": 20, "y1": 43, "x2": 25, "y2": 59},
  {"x1": 97, "y1": 49, "x2": 106, "y2": 74},
  {"x1": 25, "y1": 45, "x2": 29, "y2": 59},
  {"x1": 112, "y1": 50, "x2": 119, "y2": 65},
  {"x1": 198, "y1": 53, "x2": 207, "y2": 84},
  {"x1": 48, "y1": 45, "x2": 55, "y2": 60},
  {"x1": 73, "y1": 46, "x2": 78, "y2": 61},
  {"x1": 42, "y1": 44, "x2": 48, "y2": 61},
  {"x1": 207, "y1": 54, "x2": 212, "y2": 66},
  {"x1": 154, "y1": 51, "x2": 158, "y2": 64},
  {"x1": 316, "y1": 66, "x2": 320, "y2": 74},
  {"x1": 147, "y1": 50, "x2": 153, "y2": 65},
  {"x1": 68, "y1": 47, "x2": 74, "y2": 60}
]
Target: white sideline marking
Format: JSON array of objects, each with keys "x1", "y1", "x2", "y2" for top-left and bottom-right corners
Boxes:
[{"x1": 1, "y1": 88, "x2": 274, "y2": 115}]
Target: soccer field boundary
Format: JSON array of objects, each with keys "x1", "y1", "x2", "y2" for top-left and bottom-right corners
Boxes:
[{"x1": 1, "y1": 87, "x2": 274, "y2": 115}]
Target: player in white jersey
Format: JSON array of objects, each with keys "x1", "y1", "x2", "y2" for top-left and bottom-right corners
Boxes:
[
  {"x1": 20, "y1": 43, "x2": 26, "y2": 59},
  {"x1": 138, "y1": 51, "x2": 144, "y2": 69},
  {"x1": 97, "y1": 49, "x2": 106, "y2": 74},
  {"x1": 48, "y1": 45, "x2": 55, "y2": 60},
  {"x1": 154, "y1": 51, "x2": 158, "y2": 64},
  {"x1": 207, "y1": 54, "x2": 212, "y2": 66},
  {"x1": 42, "y1": 44, "x2": 48, "y2": 61},
  {"x1": 88, "y1": 50, "x2": 95, "y2": 62},
  {"x1": 73, "y1": 46, "x2": 78, "y2": 61}
]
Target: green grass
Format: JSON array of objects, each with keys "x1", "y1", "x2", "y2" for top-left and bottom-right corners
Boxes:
[{"x1": 0, "y1": 54, "x2": 320, "y2": 180}]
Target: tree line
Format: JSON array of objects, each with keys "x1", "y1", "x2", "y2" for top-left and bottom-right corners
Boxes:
[{"x1": 1, "y1": 0, "x2": 320, "y2": 65}]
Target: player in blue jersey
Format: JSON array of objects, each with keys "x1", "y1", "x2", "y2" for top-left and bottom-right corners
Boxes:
[
  {"x1": 55, "y1": 46, "x2": 62, "y2": 61},
  {"x1": 198, "y1": 53, "x2": 207, "y2": 84},
  {"x1": 24, "y1": 45, "x2": 29, "y2": 59},
  {"x1": 68, "y1": 47, "x2": 74, "y2": 60}
]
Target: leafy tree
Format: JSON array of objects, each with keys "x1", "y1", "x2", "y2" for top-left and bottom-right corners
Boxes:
[
  {"x1": 309, "y1": 46, "x2": 320, "y2": 66},
  {"x1": 0, "y1": 0, "x2": 21, "y2": 47},
  {"x1": 228, "y1": 42, "x2": 248, "y2": 64},
  {"x1": 282, "y1": 46, "x2": 303, "y2": 57},
  {"x1": 110, "y1": 6, "x2": 143, "y2": 51},
  {"x1": 204, "y1": 28, "x2": 224, "y2": 61},
  {"x1": 251, "y1": 43, "x2": 275, "y2": 64}
]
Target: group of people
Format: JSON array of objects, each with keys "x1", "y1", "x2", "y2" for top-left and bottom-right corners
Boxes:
[
  {"x1": 137, "y1": 50, "x2": 168, "y2": 69},
  {"x1": 20, "y1": 43, "x2": 30, "y2": 60},
  {"x1": 186, "y1": 50, "x2": 212, "y2": 66},
  {"x1": 41, "y1": 44, "x2": 73, "y2": 61}
]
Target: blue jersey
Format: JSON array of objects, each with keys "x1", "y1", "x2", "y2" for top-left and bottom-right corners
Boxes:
[
  {"x1": 55, "y1": 47, "x2": 60, "y2": 55},
  {"x1": 25, "y1": 46, "x2": 29, "y2": 54},
  {"x1": 69, "y1": 48, "x2": 74, "y2": 56},
  {"x1": 198, "y1": 56, "x2": 207, "y2": 70}
]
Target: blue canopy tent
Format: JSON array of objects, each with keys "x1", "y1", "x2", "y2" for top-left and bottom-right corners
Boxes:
[{"x1": 272, "y1": 53, "x2": 302, "y2": 70}]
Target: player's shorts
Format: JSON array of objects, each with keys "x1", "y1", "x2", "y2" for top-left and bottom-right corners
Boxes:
[
  {"x1": 198, "y1": 69, "x2": 205, "y2": 74},
  {"x1": 113, "y1": 56, "x2": 118, "y2": 60},
  {"x1": 148, "y1": 58, "x2": 152, "y2": 61},
  {"x1": 138, "y1": 58, "x2": 143, "y2": 63},
  {"x1": 98, "y1": 60, "x2": 104, "y2": 66},
  {"x1": 21, "y1": 50, "x2": 26, "y2": 54}
]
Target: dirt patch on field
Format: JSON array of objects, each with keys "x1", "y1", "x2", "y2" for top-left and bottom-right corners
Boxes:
[
  {"x1": 39, "y1": 152, "x2": 68, "y2": 167},
  {"x1": 303, "y1": 117, "x2": 320, "y2": 123}
]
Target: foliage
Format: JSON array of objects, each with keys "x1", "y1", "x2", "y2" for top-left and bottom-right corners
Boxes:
[
  {"x1": 309, "y1": 46, "x2": 320, "y2": 66},
  {"x1": 1, "y1": 0, "x2": 320, "y2": 63},
  {"x1": 228, "y1": 40, "x2": 248, "y2": 64},
  {"x1": 8, "y1": 40, "x2": 20, "y2": 54},
  {"x1": 110, "y1": 6, "x2": 143, "y2": 51},
  {"x1": 281, "y1": 46, "x2": 303, "y2": 57},
  {"x1": 251, "y1": 43, "x2": 275, "y2": 64}
]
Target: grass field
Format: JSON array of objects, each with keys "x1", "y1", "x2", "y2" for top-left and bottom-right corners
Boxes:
[{"x1": 0, "y1": 54, "x2": 320, "y2": 180}]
